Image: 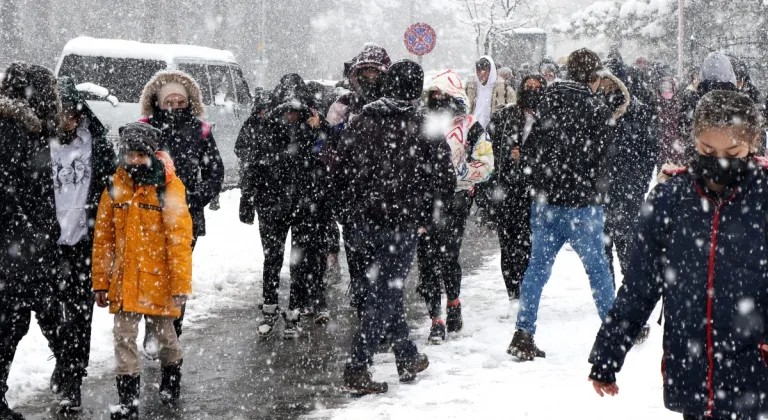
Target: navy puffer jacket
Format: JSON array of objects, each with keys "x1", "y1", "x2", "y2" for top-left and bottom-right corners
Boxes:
[{"x1": 589, "y1": 161, "x2": 768, "y2": 419}]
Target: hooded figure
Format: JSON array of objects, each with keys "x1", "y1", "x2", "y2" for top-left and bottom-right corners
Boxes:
[
  {"x1": 487, "y1": 73, "x2": 547, "y2": 302},
  {"x1": 326, "y1": 44, "x2": 391, "y2": 127},
  {"x1": 417, "y1": 69, "x2": 494, "y2": 343},
  {"x1": 466, "y1": 56, "x2": 516, "y2": 128},
  {"x1": 679, "y1": 52, "x2": 738, "y2": 160},
  {"x1": 337, "y1": 59, "x2": 455, "y2": 395},
  {"x1": 241, "y1": 73, "x2": 332, "y2": 338},
  {"x1": 0, "y1": 62, "x2": 62, "y2": 420}
]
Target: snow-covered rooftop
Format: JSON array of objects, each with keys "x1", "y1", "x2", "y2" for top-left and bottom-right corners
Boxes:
[
  {"x1": 512, "y1": 28, "x2": 547, "y2": 35},
  {"x1": 61, "y1": 37, "x2": 238, "y2": 64}
]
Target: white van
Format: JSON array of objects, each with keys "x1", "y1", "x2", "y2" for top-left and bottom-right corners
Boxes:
[{"x1": 55, "y1": 37, "x2": 253, "y2": 185}]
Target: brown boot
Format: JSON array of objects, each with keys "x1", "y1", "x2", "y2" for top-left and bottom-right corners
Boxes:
[
  {"x1": 507, "y1": 330, "x2": 546, "y2": 361},
  {"x1": 396, "y1": 353, "x2": 430, "y2": 383},
  {"x1": 343, "y1": 369, "x2": 388, "y2": 395}
]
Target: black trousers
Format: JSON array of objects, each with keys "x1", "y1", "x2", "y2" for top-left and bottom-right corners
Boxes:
[
  {"x1": 345, "y1": 225, "x2": 370, "y2": 313},
  {"x1": 326, "y1": 220, "x2": 341, "y2": 255},
  {"x1": 417, "y1": 191, "x2": 473, "y2": 318},
  {"x1": 259, "y1": 212, "x2": 327, "y2": 311},
  {"x1": 0, "y1": 293, "x2": 58, "y2": 399},
  {"x1": 172, "y1": 234, "x2": 198, "y2": 337},
  {"x1": 42, "y1": 241, "x2": 95, "y2": 376},
  {"x1": 604, "y1": 176, "x2": 647, "y2": 284},
  {"x1": 495, "y1": 188, "x2": 532, "y2": 300}
]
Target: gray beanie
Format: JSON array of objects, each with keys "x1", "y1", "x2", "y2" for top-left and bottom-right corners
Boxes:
[{"x1": 118, "y1": 122, "x2": 161, "y2": 156}]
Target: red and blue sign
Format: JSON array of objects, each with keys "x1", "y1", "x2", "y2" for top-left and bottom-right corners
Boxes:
[{"x1": 404, "y1": 23, "x2": 437, "y2": 56}]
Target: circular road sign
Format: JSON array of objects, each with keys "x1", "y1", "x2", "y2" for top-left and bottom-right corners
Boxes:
[{"x1": 404, "y1": 23, "x2": 437, "y2": 56}]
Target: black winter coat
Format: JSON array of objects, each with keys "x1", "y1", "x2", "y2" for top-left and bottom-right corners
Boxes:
[
  {"x1": 239, "y1": 74, "x2": 329, "y2": 224},
  {"x1": 335, "y1": 98, "x2": 456, "y2": 230},
  {"x1": 0, "y1": 98, "x2": 60, "y2": 300},
  {"x1": 145, "y1": 112, "x2": 224, "y2": 237},
  {"x1": 82, "y1": 121, "x2": 117, "y2": 242},
  {"x1": 589, "y1": 165, "x2": 768, "y2": 419},
  {"x1": 523, "y1": 81, "x2": 614, "y2": 207}
]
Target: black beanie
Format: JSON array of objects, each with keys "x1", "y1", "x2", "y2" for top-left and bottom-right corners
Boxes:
[
  {"x1": 384, "y1": 59, "x2": 424, "y2": 101},
  {"x1": 118, "y1": 122, "x2": 161, "y2": 156}
]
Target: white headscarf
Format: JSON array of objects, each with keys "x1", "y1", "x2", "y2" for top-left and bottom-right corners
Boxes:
[
  {"x1": 699, "y1": 52, "x2": 737, "y2": 85},
  {"x1": 473, "y1": 55, "x2": 497, "y2": 128}
]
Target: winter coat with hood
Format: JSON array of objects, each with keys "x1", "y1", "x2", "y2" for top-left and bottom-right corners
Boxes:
[
  {"x1": 140, "y1": 70, "x2": 224, "y2": 238},
  {"x1": 56, "y1": 76, "x2": 117, "y2": 244},
  {"x1": 680, "y1": 52, "x2": 738, "y2": 150},
  {"x1": 466, "y1": 56, "x2": 517, "y2": 126},
  {"x1": 589, "y1": 161, "x2": 768, "y2": 419},
  {"x1": 335, "y1": 63, "x2": 456, "y2": 230},
  {"x1": 425, "y1": 69, "x2": 494, "y2": 191},
  {"x1": 523, "y1": 80, "x2": 614, "y2": 208},
  {"x1": 239, "y1": 74, "x2": 330, "y2": 223},
  {"x1": 0, "y1": 63, "x2": 61, "y2": 300},
  {"x1": 92, "y1": 152, "x2": 193, "y2": 318}
]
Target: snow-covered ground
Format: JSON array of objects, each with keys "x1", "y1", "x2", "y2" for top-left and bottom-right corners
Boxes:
[
  {"x1": 308, "y1": 250, "x2": 676, "y2": 420},
  {"x1": 6, "y1": 189, "x2": 269, "y2": 408}
]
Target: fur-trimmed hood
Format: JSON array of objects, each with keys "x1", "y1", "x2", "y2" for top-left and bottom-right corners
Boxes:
[
  {"x1": 597, "y1": 70, "x2": 631, "y2": 120},
  {"x1": 0, "y1": 97, "x2": 43, "y2": 133},
  {"x1": 140, "y1": 70, "x2": 205, "y2": 117}
]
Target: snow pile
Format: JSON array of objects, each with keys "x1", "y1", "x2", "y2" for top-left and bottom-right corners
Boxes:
[
  {"x1": 6, "y1": 189, "x2": 270, "y2": 407},
  {"x1": 308, "y1": 250, "x2": 674, "y2": 420}
]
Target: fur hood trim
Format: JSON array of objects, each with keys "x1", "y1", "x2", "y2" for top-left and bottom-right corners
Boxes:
[
  {"x1": 140, "y1": 70, "x2": 205, "y2": 117},
  {"x1": 597, "y1": 70, "x2": 631, "y2": 120},
  {"x1": 0, "y1": 97, "x2": 43, "y2": 133}
]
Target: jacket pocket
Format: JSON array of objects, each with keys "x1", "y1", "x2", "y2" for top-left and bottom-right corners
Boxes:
[{"x1": 137, "y1": 271, "x2": 171, "y2": 307}]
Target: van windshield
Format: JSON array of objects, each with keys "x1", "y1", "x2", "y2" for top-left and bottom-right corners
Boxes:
[{"x1": 59, "y1": 55, "x2": 166, "y2": 103}]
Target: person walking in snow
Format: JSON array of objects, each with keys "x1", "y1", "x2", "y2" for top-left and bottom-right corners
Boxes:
[
  {"x1": 93, "y1": 122, "x2": 192, "y2": 419},
  {"x1": 138, "y1": 70, "x2": 224, "y2": 354},
  {"x1": 507, "y1": 49, "x2": 616, "y2": 361},
  {"x1": 589, "y1": 90, "x2": 768, "y2": 420},
  {"x1": 488, "y1": 74, "x2": 547, "y2": 305},
  {"x1": 239, "y1": 74, "x2": 331, "y2": 338},
  {"x1": 336, "y1": 60, "x2": 455, "y2": 394},
  {"x1": 466, "y1": 56, "x2": 517, "y2": 128},
  {"x1": 324, "y1": 44, "x2": 392, "y2": 314},
  {"x1": 0, "y1": 63, "x2": 62, "y2": 420},
  {"x1": 43, "y1": 76, "x2": 117, "y2": 413},
  {"x1": 419, "y1": 69, "x2": 495, "y2": 344},
  {"x1": 679, "y1": 52, "x2": 738, "y2": 161}
]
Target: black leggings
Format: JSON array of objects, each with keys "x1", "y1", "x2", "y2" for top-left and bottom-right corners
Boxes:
[{"x1": 495, "y1": 190, "x2": 532, "y2": 300}]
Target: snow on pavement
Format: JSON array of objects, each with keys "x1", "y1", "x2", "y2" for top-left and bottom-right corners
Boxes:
[
  {"x1": 6, "y1": 189, "x2": 272, "y2": 408},
  {"x1": 308, "y1": 248, "x2": 677, "y2": 420}
]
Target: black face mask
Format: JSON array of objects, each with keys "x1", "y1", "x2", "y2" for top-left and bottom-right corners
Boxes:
[
  {"x1": 692, "y1": 154, "x2": 752, "y2": 187},
  {"x1": 125, "y1": 163, "x2": 152, "y2": 185},
  {"x1": 358, "y1": 79, "x2": 382, "y2": 101},
  {"x1": 518, "y1": 90, "x2": 543, "y2": 110},
  {"x1": 160, "y1": 107, "x2": 194, "y2": 127},
  {"x1": 428, "y1": 98, "x2": 455, "y2": 113}
]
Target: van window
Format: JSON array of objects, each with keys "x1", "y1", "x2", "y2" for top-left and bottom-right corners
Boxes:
[
  {"x1": 177, "y1": 63, "x2": 212, "y2": 105},
  {"x1": 231, "y1": 66, "x2": 251, "y2": 105},
  {"x1": 208, "y1": 64, "x2": 236, "y2": 105},
  {"x1": 58, "y1": 55, "x2": 166, "y2": 103}
]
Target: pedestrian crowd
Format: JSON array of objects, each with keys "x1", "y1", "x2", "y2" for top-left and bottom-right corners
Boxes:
[{"x1": 1, "y1": 42, "x2": 767, "y2": 420}]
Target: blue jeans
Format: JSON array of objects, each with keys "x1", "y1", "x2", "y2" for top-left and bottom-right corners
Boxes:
[
  {"x1": 346, "y1": 225, "x2": 419, "y2": 370},
  {"x1": 515, "y1": 203, "x2": 616, "y2": 335}
]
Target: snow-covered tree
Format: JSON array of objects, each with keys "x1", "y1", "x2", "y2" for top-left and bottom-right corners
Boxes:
[{"x1": 461, "y1": 0, "x2": 551, "y2": 55}]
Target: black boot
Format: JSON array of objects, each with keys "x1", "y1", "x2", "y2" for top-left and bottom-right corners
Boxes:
[
  {"x1": 507, "y1": 330, "x2": 546, "y2": 361},
  {"x1": 396, "y1": 353, "x2": 429, "y2": 383},
  {"x1": 58, "y1": 370, "x2": 84, "y2": 413},
  {"x1": 111, "y1": 375, "x2": 139, "y2": 420},
  {"x1": 446, "y1": 303, "x2": 463, "y2": 333},
  {"x1": 343, "y1": 368, "x2": 388, "y2": 395},
  {"x1": 159, "y1": 360, "x2": 182, "y2": 404},
  {"x1": 0, "y1": 396, "x2": 24, "y2": 420}
]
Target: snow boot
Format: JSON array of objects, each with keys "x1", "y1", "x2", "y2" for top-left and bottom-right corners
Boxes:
[
  {"x1": 258, "y1": 304, "x2": 279, "y2": 338},
  {"x1": 314, "y1": 303, "x2": 330, "y2": 325},
  {"x1": 507, "y1": 330, "x2": 546, "y2": 361},
  {"x1": 343, "y1": 369, "x2": 388, "y2": 395},
  {"x1": 446, "y1": 302, "x2": 463, "y2": 333},
  {"x1": 300, "y1": 307, "x2": 315, "y2": 318},
  {"x1": 50, "y1": 361, "x2": 64, "y2": 394},
  {"x1": 396, "y1": 353, "x2": 430, "y2": 383},
  {"x1": 0, "y1": 396, "x2": 24, "y2": 420},
  {"x1": 283, "y1": 310, "x2": 301, "y2": 340},
  {"x1": 428, "y1": 321, "x2": 446, "y2": 345},
  {"x1": 634, "y1": 324, "x2": 651, "y2": 345},
  {"x1": 159, "y1": 360, "x2": 182, "y2": 404},
  {"x1": 58, "y1": 370, "x2": 84, "y2": 413},
  {"x1": 110, "y1": 375, "x2": 139, "y2": 420}
]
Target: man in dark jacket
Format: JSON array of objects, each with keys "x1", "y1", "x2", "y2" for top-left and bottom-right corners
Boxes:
[
  {"x1": 139, "y1": 70, "x2": 224, "y2": 340},
  {"x1": 338, "y1": 60, "x2": 455, "y2": 394},
  {"x1": 240, "y1": 74, "x2": 331, "y2": 338},
  {"x1": 488, "y1": 74, "x2": 547, "y2": 307},
  {"x1": 44, "y1": 76, "x2": 117, "y2": 412},
  {"x1": 507, "y1": 49, "x2": 616, "y2": 361},
  {"x1": 324, "y1": 44, "x2": 392, "y2": 314},
  {"x1": 0, "y1": 63, "x2": 62, "y2": 420}
]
